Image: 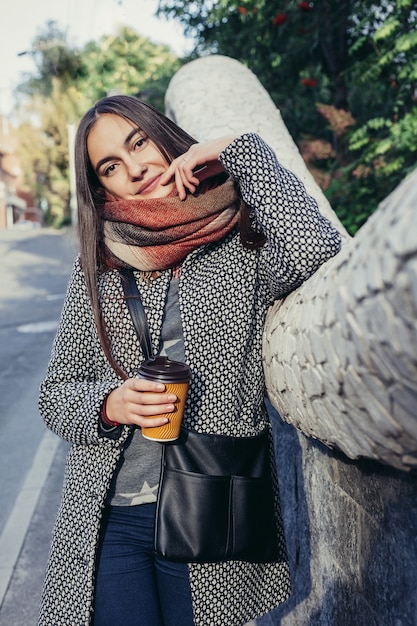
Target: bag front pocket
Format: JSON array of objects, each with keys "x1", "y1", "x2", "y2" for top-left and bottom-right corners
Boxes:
[
  {"x1": 230, "y1": 474, "x2": 278, "y2": 562},
  {"x1": 154, "y1": 466, "x2": 279, "y2": 563},
  {"x1": 155, "y1": 467, "x2": 231, "y2": 561}
]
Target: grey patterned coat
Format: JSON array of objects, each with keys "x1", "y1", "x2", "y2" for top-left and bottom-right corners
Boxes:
[{"x1": 38, "y1": 134, "x2": 341, "y2": 625}]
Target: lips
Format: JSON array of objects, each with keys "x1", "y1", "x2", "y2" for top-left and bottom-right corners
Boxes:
[{"x1": 137, "y1": 174, "x2": 162, "y2": 195}]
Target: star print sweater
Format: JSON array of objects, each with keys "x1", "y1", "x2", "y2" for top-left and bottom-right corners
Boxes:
[{"x1": 106, "y1": 275, "x2": 184, "y2": 506}]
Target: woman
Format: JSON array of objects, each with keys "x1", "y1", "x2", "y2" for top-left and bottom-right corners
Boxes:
[{"x1": 39, "y1": 95, "x2": 341, "y2": 626}]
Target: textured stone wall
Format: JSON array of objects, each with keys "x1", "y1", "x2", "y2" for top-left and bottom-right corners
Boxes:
[
  {"x1": 166, "y1": 54, "x2": 417, "y2": 472},
  {"x1": 266, "y1": 406, "x2": 417, "y2": 626},
  {"x1": 265, "y1": 170, "x2": 417, "y2": 471},
  {"x1": 165, "y1": 55, "x2": 417, "y2": 625}
]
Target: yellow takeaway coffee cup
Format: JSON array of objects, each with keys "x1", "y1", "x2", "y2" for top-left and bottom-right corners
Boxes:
[{"x1": 138, "y1": 356, "x2": 191, "y2": 442}]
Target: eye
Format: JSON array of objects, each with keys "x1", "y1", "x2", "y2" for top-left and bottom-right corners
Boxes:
[
  {"x1": 103, "y1": 162, "x2": 118, "y2": 177},
  {"x1": 133, "y1": 133, "x2": 148, "y2": 150}
]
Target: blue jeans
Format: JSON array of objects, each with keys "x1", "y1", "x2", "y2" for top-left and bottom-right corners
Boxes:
[{"x1": 93, "y1": 503, "x2": 195, "y2": 626}]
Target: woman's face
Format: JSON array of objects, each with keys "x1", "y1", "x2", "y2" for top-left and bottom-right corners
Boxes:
[{"x1": 87, "y1": 113, "x2": 175, "y2": 200}]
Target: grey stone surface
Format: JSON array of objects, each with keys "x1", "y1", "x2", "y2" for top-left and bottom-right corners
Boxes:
[
  {"x1": 167, "y1": 53, "x2": 417, "y2": 472},
  {"x1": 165, "y1": 55, "x2": 417, "y2": 625},
  {"x1": 266, "y1": 409, "x2": 417, "y2": 626},
  {"x1": 264, "y1": 175, "x2": 417, "y2": 470}
]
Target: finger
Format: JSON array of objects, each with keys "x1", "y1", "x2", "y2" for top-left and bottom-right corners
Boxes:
[
  {"x1": 130, "y1": 401, "x2": 176, "y2": 417},
  {"x1": 130, "y1": 378, "x2": 166, "y2": 393},
  {"x1": 178, "y1": 159, "x2": 205, "y2": 198},
  {"x1": 160, "y1": 156, "x2": 188, "y2": 186},
  {"x1": 172, "y1": 165, "x2": 194, "y2": 200},
  {"x1": 137, "y1": 415, "x2": 170, "y2": 428},
  {"x1": 161, "y1": 154, "x2": 199, "y2": 185},
  {"x1": 160, "y1": 156, "x2": 202, "y2": 200},
  {"x1": 131, "y1": 391, "x2": 178, "y2": 406},
  {"x1": 129, "y1": 401, "x2": 176, "y2": 428},
  {"x1": 160, "y1": 162, "x2": 176, "y2": 186},
  {"x1": 174, "y1": 168, "x2": 187, "y2": 200}
]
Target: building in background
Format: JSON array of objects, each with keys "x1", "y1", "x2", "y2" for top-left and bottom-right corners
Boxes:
[{"x1": 0, "y1": 116, "x2": 42, "y2": 229}]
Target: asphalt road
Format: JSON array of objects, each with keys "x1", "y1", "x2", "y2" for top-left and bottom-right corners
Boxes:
[{"x1": 0, "y1": 226, "x2": 76, "y2": 625}]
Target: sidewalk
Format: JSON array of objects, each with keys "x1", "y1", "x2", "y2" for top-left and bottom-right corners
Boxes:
[{"x1": 0, "y1": 435, "x2": 68, "y2": 626}]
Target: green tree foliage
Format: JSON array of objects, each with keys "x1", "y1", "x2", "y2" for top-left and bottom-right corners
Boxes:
[
  {"x1": 78, "y1": 28, "x2": 181, "y2": 111},
  {"x1": 16, "y1": 81, "x2": 83, "y2": 228},
  {"x1": 17, "y1": 21, "x2": 84, "y2": 100},
  {"x1": 159, "y1": 0, "x2": 351, "y2": 139},
  {"x1": 158, "y1": 0, "x2": 417, "y2": 234},
  {"x1": 14, "y1": 22, "x2": 180, "y2": 227}
]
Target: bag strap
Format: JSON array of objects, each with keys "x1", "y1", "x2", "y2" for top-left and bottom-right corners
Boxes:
[{"x1": 119, "y1": 269, "x2": 153, "y2": 360}]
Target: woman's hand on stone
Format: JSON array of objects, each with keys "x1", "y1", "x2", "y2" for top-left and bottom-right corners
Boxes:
[
  {"x1": 160, "y1": 135, "x2": 237, "y2": 200},
  {"x1": 104, "y1": 378, "x2": 177, "y2": 428}
]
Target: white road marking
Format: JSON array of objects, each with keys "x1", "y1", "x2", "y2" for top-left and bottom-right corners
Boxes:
[
  {"x1": 17, "y1": 321, "x2": 58, "y2": 334},
  {"x1": 0, "y1": 430, "x2": 60, "y2": 607}
]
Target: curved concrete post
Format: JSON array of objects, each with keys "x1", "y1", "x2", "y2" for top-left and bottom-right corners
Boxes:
[
  {"x1": 165, "y1": 55, "x2": 417, "y2": 471},
  {"x1": 264, "y1": 172, "x2": 417, "y2": 470}
]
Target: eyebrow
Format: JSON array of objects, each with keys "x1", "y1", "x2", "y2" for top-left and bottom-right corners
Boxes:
[{"x1": 93, "y1": 127, "x2": 142, "y2": 175}]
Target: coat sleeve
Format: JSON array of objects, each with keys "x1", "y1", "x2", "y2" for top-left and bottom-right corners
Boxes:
[
  {"x1": 38, "y1": 257, "x2": 126, "y2": 446},
  {"x1": 219, "y1": 132, "x2": 342, "y2": 299}
]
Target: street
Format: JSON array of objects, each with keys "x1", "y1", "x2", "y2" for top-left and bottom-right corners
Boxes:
[{"x1": 0, "y1": 227, "x2": 76, "y2": 625}]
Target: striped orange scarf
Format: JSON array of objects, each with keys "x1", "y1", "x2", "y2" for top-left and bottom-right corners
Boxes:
[{"x1": 103, "y1": 179, "x2": 240, "y2": 272}]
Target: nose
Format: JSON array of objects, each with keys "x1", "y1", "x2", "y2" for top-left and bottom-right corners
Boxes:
[{"x1": 126, "y1": 156, "x2": 147, "y2": 180}]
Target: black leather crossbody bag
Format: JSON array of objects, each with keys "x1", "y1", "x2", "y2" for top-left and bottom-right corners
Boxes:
[{"x1": 120, "y1": 269, "x2": 280, "y2": 563}]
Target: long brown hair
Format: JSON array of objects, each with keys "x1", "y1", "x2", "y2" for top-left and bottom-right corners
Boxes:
[{"x1": 74, "y1": 95, "x2": 265, "y2": 377}]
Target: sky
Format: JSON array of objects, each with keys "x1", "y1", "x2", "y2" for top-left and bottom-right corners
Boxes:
[{"x1": 0, "y1": 0, "x2": 192, "y2": 117}]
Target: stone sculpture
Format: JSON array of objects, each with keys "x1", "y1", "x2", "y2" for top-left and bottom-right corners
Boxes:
[{"x1": 165, "y1": 54, "x2": 417, "y2": 472}]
